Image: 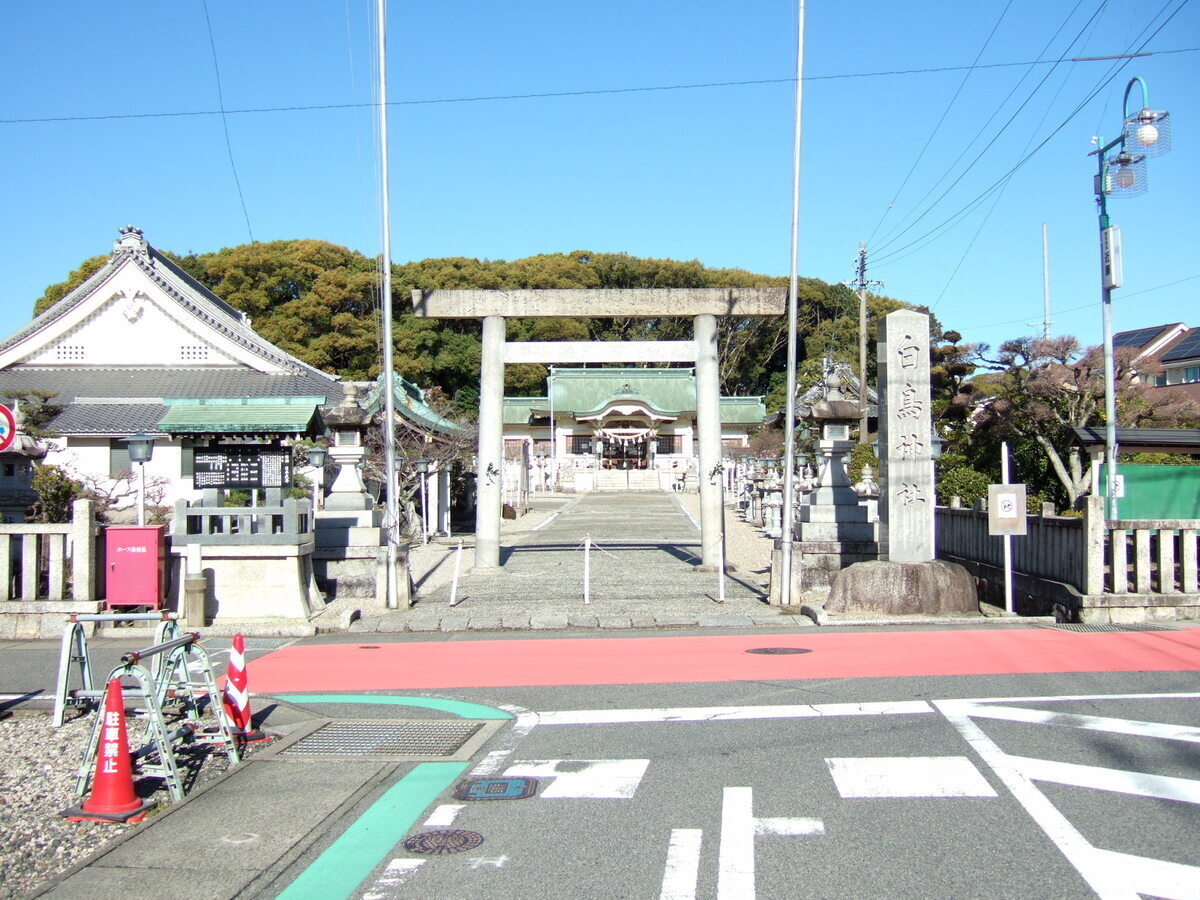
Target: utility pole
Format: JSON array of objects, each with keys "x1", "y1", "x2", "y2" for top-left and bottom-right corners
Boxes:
[{"x1": 844, "y1": 243, "x2": 883, "y2": 443}]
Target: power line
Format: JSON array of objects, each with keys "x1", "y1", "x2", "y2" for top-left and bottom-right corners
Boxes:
[
  {"x1": 3, "y1": 49, "x2": 1195, "y2": 126},
  {"x1": 871, "y1": 0, "x2": 1190, "y2": 267},
  {"x1": 200, "y1": 0, "x2": 254, "y2": 244}
]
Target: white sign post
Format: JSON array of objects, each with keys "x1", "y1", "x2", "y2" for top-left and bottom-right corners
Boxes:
[{"x1": 988, "y1": 444, "x2": 1027, "y2": 614}]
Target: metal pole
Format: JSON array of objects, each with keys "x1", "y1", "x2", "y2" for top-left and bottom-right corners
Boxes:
[
  {"x1": 779, "y1": 0, "x2": 806, "y2": 606},
  {"x1": 857, "y1": 242, "x2": 869, "y2": 442},
  {"x1": 1001, "y1": 441, "x2": 1013, "y2": 614},
  {"x1": 1041, "y1": 223, "x2": 1051, "y2": 339},
  {"x1": 1095, "y1": 152, "x2": 1119, "y2": 522},
  {"x1": 376, "y1": 0, "x2": 401, "y2": 607},
  {"x1": 420, "y1": 472, "x2": 429, "y2": 544},
  {"x1": 137, "y1": 462, "x2": 146, "y2": 527}
]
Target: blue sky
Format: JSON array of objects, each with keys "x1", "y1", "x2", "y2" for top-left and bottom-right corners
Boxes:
[{"x1": 3, "y1": 1, "x2": 1197, "y2": 357}]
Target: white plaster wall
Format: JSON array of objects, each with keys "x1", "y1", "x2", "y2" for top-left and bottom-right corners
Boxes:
[
  {"x1": 26, "y1": 269, "x2": 242, "y2": 369},
  {"x1": 43, "y1": 437, "x2": 202, "y2": 517}
]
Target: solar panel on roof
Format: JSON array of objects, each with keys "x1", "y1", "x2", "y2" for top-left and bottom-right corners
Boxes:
[
  {"x1": 1161, "y1": 329, "x2": 1200, "y2": 362},
  {"x1": 1112, "y1": 326, "x2": 1167, "y2": 349}
]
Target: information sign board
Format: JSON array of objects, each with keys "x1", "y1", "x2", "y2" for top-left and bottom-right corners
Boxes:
[
  {"x1": 192, "y1": 446, "x2": 292, "y2": 490},
  {"x1": 987, "y1": 484, "x2": 1028, "y2": 536}
]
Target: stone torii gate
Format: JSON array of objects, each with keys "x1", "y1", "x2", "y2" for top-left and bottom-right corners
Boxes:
[{"x1": 412, "y1": 288, "x2": 784, "y2": 569}]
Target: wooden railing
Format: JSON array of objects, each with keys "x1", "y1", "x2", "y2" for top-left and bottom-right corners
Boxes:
[{"x1": 937, "y1": 496, "x2": 1200, "y2": 601}]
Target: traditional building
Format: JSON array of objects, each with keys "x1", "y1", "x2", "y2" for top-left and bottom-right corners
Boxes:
[
  {"x1": 502, "y1": 366, "x2": 766, "y2": 489},
  {"x1": 0, "y1": 227, "x2": 342, "y2": 516}
]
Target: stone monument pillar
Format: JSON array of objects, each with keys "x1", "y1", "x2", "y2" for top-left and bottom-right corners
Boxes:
[
  {"x1": 877, "y1": 309, "x2": 934, "y2": 562},
  {"x1": 823, "y1": 310, "x2": 976, "y2": 617}
]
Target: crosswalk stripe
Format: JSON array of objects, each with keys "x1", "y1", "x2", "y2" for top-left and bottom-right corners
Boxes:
[{"x1": 533, "y1": 700, "x2": 933, "y2": 726}]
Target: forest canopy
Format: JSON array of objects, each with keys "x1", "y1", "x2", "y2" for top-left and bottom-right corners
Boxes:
[{"x1": 33, "y1": 239, "x2": 930, "y2": 413}]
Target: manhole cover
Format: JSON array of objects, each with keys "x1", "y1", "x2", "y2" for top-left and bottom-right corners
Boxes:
[
  {"x1": 455, "y1": 777, "x2": 539, "y2": 801},
  {"x1": 281, "y1": 720, "x2": 482, "y2": 758},
  {"x1": 745, "y1": 647, "x2": 812, "y2": 655},
  {"x1": 1052, "y1": 623, "x2": 1176, "y2": 633},
  {"x1": 358, "y1": 645, "x2": 381, "y2": 649},
  {"x1": 404, "y1": 830, "x2": 484, "y2": 855}
]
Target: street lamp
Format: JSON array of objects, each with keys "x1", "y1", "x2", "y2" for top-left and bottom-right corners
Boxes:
[
  {"x1": 121, "y1": 433, "x2": 156, "y2": 526},
  {"x1": 306, "y1": 445, "x2": 327, "y2": 511},
  {"x1": 414, "y1": 457, "x2": 430, "y2": 544},
  {"x1": 1089, "y1": 76, "x2": 1172, "y2": 520}
]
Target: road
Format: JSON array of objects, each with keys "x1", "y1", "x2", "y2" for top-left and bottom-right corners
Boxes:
[{"x1": 247, "y1": 625, "x2": 1200, "y2": 899}]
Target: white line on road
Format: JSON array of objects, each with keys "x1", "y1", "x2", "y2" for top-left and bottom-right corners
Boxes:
[
  {"x1": 1089, "y1": 849, "x2": 1200, "y2": 900},
  {"x1": 958, "y1": 703, "x2": 1200, "y2": 743},
  {"x1": 659, "y1": 829, "x2": 703, "y2": 900},
  {"x1": 825, "y1": 756, "x2": 997, "y2": 799},
  {"x1": 532, "y1": 700, "x2": 933, "y2": 726},
  {"x1": 1009, "y1": 756, "x2": 1200, "y2": 804},
  {"x1": 936, "y1": 699, "x2": 1140, "y2": 900},
  {"x1": 502, "y1": 759, "x2": 650, "y2": 798},
  {"x1": 957, "y1": 692, "x2": 1200, "y2": 705},
  {"x1": 753, "y1": 817, "x2": 825, "y2": 836},
  {"x1": 531, "y1": 496, "x2": 582, "y2": 531},
  {"x1": 422, "y1": 804, "x2": 464, "y2": 827},
  {"x1": 718, "y1": 788, "x2": 755, "y2": 900},
  {"x1": 359, "y1": 859, "x2": 425, "y2": 900}
]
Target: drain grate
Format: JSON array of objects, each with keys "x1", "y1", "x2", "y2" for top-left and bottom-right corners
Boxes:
[
  {"x1": 281, "y1": 720, "x2": 482, "y2": 759},
  {"x1": 1051, "y1": 623, "x2": 1177, "y2": 633},
  {"x1": 745, "y1": 647, "x2": 812, "y2": 655}
]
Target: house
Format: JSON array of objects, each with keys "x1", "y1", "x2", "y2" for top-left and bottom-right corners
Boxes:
[
  {"x1": 1114, "y1": 322, "x2": 1200, "y2": 404},
  {"x1": 0, "y1": 226, "x2": 342, "y2": 518}
]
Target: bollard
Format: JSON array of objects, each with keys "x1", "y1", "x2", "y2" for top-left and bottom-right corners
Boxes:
[
  {"x1": 447, "y1": 539, "x2": 464, "y2": 606},
  {"x1": 583, "y1": 536, "x2": 591, "y2": 605},
  {"x1": 184, "y1": 573, "x2": 208, "y2": 628}
]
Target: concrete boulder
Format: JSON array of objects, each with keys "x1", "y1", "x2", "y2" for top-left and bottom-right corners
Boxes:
[{"x1": 826, "y1": 560, "x2": 978, "y2": 616}]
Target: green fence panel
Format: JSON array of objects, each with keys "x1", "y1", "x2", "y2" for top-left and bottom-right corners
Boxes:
[{"x1": 1100, "y1": 464, "x2": 1200, "y2": 519}]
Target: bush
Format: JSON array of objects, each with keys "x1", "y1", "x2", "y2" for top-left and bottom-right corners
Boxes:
[
  {"x1": 936, "y1": 465, "x2": 990, "y2": 506},
  {"x1": 30, "y1": 464, "x2": 85, "y2": 523}
]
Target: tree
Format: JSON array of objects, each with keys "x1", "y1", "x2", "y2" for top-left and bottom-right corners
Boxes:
[{"x1": 968, "y1": 336, "x2": 1198, "y2": 507}]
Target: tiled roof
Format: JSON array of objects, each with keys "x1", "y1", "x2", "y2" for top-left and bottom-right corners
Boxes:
[
  {"x1": 550, "y1": 368, "x2": 697, "y2": 416},
  {"x1": 157, "y1": 397, "x2": 324, "y2": 436},
  {"x1": 361, "y1": 374, "x2": 467, "y2": 435},
  {"x1": 0, "y1": 367, "x2": 341, "y2": 436},
  {"x1": 50, "y1": 402, "x2": 168, "y2": 435}
]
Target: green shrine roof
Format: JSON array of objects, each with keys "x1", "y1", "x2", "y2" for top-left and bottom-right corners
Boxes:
[
  {"x1": 503, "y1": 368, "x2": 766, "y2": 426},
  {"x1": 156, "y1": 396, "x2": 325, "y2": 436}
]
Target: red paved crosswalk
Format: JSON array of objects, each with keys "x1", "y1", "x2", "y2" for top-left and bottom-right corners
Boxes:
[{"x1": 246, "y1": 627, "x2": 1200, "y2": 693}]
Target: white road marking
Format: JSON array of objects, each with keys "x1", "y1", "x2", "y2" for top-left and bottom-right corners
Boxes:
[
  {"x1": 470, "y1": 750, "x2": 515, "y2": 778},
  {"x1": 718, "y1": 788, "x2": 755, "y2": 900},
  {"x1": 1090, "y1": 849, "x2": 1200, "y2": 900},
  {"x1": 422, "y1": 804, "x2": 464, "y2": 827},
  {"x1": 659, "y1": 829, "x2": 703, "y2": 900},
  {"x1": 502, "y1": 759, "x2": 650, "y2": 798},
  {"x1": 958, "y1": 703, "x2": 1200, "y2": 742},
  {"x1": 717, "y1": 787, "x2": 824, "y2": 900},
  {"x1": 753, "y1": 817, "x2": 825, "y2": 836},
  {"x1": 825, "y1": 756, "x2": 997, "y2": 799},
  {"x1": 359, "y1": 859, "x2": 425, "y2": 899},
  {"x1": 958, "y1": 691, "x2": 1200, "y2": 705},
  {"x1": 936, "y1": 699, "x2": 1139, "y2": 900},
  {"x1": 467, "y1": 856, "x2": 510, "y2": 869},
  {"x1": 533, "y1": 700, "x2": 933, "y2": 726},
  {"x1": 1009, "y1": 756, "x2": 1200, "y2": 804}
]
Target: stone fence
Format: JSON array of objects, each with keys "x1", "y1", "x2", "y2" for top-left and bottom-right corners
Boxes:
[
  {"x1": 936, "y1": 496, "x2": 1200, "y2": 623},
  {"x1": 0, "y1": 500, "x2": 100, "y2": 638},
  {"x1": 168, "y1": 497, "x2": 322, "y2": 622}
]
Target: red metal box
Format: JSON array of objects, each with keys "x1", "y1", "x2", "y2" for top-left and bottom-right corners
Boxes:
[{"x1": 105, "y1": 526, "x2": 166, "y2": 609}]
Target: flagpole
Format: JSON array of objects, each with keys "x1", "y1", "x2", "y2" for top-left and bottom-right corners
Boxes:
[{"x1": 376, "y1": 0, "x2": 400, "y2": 607}]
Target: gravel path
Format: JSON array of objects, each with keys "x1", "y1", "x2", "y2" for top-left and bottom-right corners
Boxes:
[{"x1": 0, "y1": 709, "x2": 249, "y2": 898}]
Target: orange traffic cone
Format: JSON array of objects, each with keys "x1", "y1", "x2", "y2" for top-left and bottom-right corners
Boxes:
[
  {"x1": 62, "y1": 678, "x2": 156, "y2": 824},
  {"x1": 222, "y1": 633, "x2": 267, "y2": 742}
]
